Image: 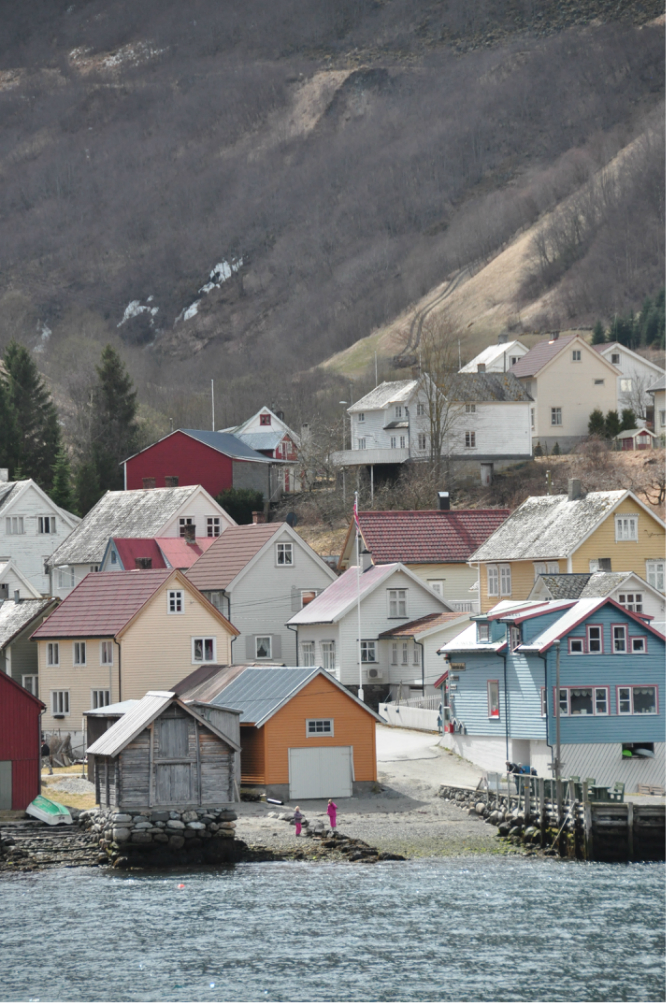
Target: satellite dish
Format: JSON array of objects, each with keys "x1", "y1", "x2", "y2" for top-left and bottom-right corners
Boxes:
[{"x1": 286, "y1": 512, "x2": 298, "y2": 528}]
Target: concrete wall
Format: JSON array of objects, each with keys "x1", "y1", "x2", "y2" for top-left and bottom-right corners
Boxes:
[{"x1": 379, "y1": 704, "x2": 439, "y2": 732}]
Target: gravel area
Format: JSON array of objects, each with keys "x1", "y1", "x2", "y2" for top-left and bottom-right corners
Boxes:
[{"x1": 43, "y1": 777, "x2": 96, "y2": 796}]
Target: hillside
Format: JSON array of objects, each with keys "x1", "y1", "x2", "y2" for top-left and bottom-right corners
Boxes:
[{"x1": 0, "y1": 0, "x2": 663, "y2": 432}]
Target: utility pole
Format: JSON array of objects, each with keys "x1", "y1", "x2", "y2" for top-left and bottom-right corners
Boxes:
[
  {"x1": 554, "y1": 639, "x2": 562, "y2": 826},
  {"x1": 211, "y1": 379, "x2": 215, "y2": 431}
]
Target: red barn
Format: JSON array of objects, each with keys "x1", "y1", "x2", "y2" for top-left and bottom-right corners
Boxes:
[
  {"x1": 0, "y1": 671, "x2": 44, "y2": 810},
  {"x1": 123, "y1": 429, "x2": 278, "y2": 500}
]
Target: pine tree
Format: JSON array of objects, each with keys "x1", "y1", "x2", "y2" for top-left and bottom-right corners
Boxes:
[
  {"x1": 592, "y1": 320, "x2": 605, "y2": 345},
  {"x1": 552, "y1": 441, "x2": 560, "y2": 455},
  {"x1": 620, "y1": 409, "x2": 637, "y2": 432},
  {"x1": 75, "y1": 459, "x2": 102, "y2": 517},
  {"x1": 588, "y1": 409, "x2": 605, "y2": 437},
  {"x1": 604, "y1": 410, "x2": 621, "y2": 439},
  {"x1": 3, "y1": 341, "x2": 61, "y2": 489},
  {"x1": 0, "y1": 376, "x2": 19, "y2": 476},
  {"x1": 50, "y1": 446, "x2": 75, "y2": 513},
  {"x1": 91, "y1": 346, "x2": 138, "y2": 493}
]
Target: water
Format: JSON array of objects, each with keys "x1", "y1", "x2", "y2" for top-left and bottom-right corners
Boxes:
[{"x1": 1, "y1": 858, "x2": 663, "y2": 1003}]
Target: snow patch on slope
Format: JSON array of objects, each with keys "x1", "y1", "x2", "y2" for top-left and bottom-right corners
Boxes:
[{"x1": 175, "y1": 258, "x2": 243, "y2": 324}]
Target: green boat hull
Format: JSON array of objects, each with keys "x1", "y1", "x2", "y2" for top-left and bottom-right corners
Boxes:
[{"x1": 26, "y1": 795, "x2": 73, "y2": 825}]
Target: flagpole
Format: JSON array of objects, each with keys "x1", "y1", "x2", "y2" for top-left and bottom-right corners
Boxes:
[{"x1": 355, "y1": 491, "x2": 364, "y2": 703}]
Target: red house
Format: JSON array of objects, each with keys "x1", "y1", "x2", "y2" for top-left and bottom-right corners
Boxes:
[
  {"x1": 123, "y1": 429, "x2": 279, "y2": 500},
  {"x1": 0, "y1": 671, "x2": 44, "y2": 810}
]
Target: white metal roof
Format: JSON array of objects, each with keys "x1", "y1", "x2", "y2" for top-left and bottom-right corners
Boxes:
[
  {"x1": 459, "y1": 340, "x2": 527, "y2": 373},
  {"x1": 86, "y1": 691, "x2": 174, "y2": 756},
  {"x1": 348, "y1": 380, "x2": 418, "y2": 413}
]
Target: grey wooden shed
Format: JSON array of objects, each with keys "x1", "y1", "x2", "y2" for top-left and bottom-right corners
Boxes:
[{"x1": 86, "y1": 690, "x2": 241, "y2": 809}]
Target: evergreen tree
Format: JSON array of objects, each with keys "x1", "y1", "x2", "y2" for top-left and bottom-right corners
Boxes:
[
  {"x1": 604, "y1": 410, "x2": 621, "y2": 439},
  {"x1": 50, "y1": 446, "x2": 75, "y2": 513},
  {"x1": 620, "y1": 409, "x2": 637, "y2": 432},
  {"x1": 3, "y1": 340, "x2": 61, "y2": 489},
  {"x1": 91, "y1": 346, "x2": 138, "y2": 493},
  {"x1": 591, "y1": 320, "x2": 605, "y2": 345},
  {"x1": 588, "y1": 409, "x2": 605, "y2": 437},
  {"x1": 552, "y1": 441, "x2": 560, "y2": 455},
  {"x1": 0, "y1": 376, "x2": 19, "y2": 476},
  {"x1": 75, "y1": 459, "x2": 102, "y2": 517}
]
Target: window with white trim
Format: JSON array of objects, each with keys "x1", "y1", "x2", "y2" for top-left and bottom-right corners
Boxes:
[
  {"x1": 358, "y1": 412, "x2": 365, "y2": 422},
  {"x1": 391, "y1": 642, "x2": 398, "y2": 665},
  {"x1": 207, "y1": 517, "x2": 221, "y2": 537},
  {"x1": 631, "y1": 637, "x2": 647, "y2": 653},
  {"x1": 38, "y1": 516, "x2": 56, "y2": 534},
  {"x1": 276, "y1": 542, "x2": 293, "y2": 566},
  {"x1": 6, "y1": 516, "x2": 24, "y2": 535},
  {"x1": 551, "y1": 407, "x2": 562, "y2": 426},
  {"x1": 395, "y1": 406, "x2": 402, "y2": 418},
  {"x1": 618, "y1": 592, "x2": 642, "y2": 613},
  {"x1": 477, "y1": 622, "x2": 491, "y2": 643},
  {"x1": 465, "y1": 431, "x2": 476, "y2": 448},
  {"x1": 301, "y1": 590, "x2": 318, "y2": 608},
  {"x1": 487, "y1": 680, "x2": 500, "y2": 718},
  {"x1": 587, "y1": 625, "x2": 603, "y2": 653},
  {"x1": 73, "y1": 642, "x2": 86, "y2": 666},
  {"x1": 611, "y1": 352, "x2": 620, "y2": 365},
  {"x1": 413, "y1": 644, "x2": 420, "y2": 666},
  {"x1": 487, "y1": 565, "x2": 499, "y2": 596},
  {"x1": 390, "y1": 436, "x2": 397, "y2": 448},
  {"x1": 100, "y1": 641, "x2": 113, "y2": 665},
  {"x1": 572, "y1": 350, "x2": 581, "y2": 362},
  {"x1": 255, "y1": 636, "x2": 272, "y2": 659},
  {"x1": 307, "y1": 719, "x2": 333, "y2": 736},
  {"x1": 530, "y1": 407, "x2": 535, "y2": 430},
  {"x1": 51, "y1": 690, "x2": 70, "y2": 715},
  {"x1": 620, "y1": 378, "x2": 633, "y2": 392},
  {"x1": 540, "y1": 688, "x2": 547, "y2": 717},
  {"x1": 401, "y1": 642, "x2": 409, "y2": 665},
  {"x1": 417, "y1": 433, "x2": 427, "y2": 451},
  {"x1": 618, "y1": 686, "x2": 657, "y2": 715},
  {"x1": 615, "y1": 516, "x2": 638, "y2": 542},
  {"x1": 465, "y1": 403, "x2": 476, "y2": 413},
  {"x1": 660, "y1": 410, "x2": 666, "y2": 428},
  {"x1": 22, "y1": 675, "x2": 38, "y2": 697},
  {"x1": 361, "y1": 640, "x2": 376, "y2": 663},
  {"x1": 416, "y1": 403, "x2": 425, "y2": 416},
  {"x1": 388, "y1": 589, "x2": 407, "y2": 617},
  {"x1": 46, "y1": 642, "x2": 59, "y2": 666},
  {"x1": 91, "y1": 690, "x2": 110, "y2": 709},
  {"x1": 58, "y1": 566, "x2": 75, "y2": 588},
  {"x1": 509, "y1": 625, "x2": 521, "y2": 650},
  {"x1": 612, "y1": 625, "x2": 627, "y2": 653},
  {"x1": 358, "y1": 437, "x2": 366, "y2": 450},
  {"x1": 569, "y1": 637, "x2": 584, "y2": 654},
  {"x1": 500, "y1": 565, "x2": 511, "y2": 596},
  {"x1": 168, "y1": 590, "x2": 184, "y2": 614},
  {"x1": 301, "y1": 641, "x2": 315, "y2": 666},
  {"x1": 428, "y1": 580, "x2": 444, "y2": 596},
  {"x1": 533, "y1": 561, "x2": 560, "y2": 579},
  {"x1": 646, "y1": 560, "x2": 664, "y2": 592},
  {"x1": 321, "y1": 641, "x2": 335, "y2": 671},
  {"x1": 179, "y1": 517, "x2": 195, "y2": 537},
  {"x1": 399, "y1": 435, "x2": 406, "y2": 448},
  {"x1": 589, "y1": 558, "x2": 612, "y2": 572},
  {"x1": 192, "y1": 637, "x2": 216, "y2": 662},
  {"x1": 557, "y1": 687, "x2": 609, "y2": 716}
]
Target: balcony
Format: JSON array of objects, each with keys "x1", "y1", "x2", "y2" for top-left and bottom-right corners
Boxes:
[{"x1": 330, "y1": 447, "x2": 410, "y2": 467}]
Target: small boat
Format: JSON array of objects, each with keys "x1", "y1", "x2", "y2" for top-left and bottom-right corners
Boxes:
[{"x1": 26, "y1": 795, "x2": 73, "y2": 825}]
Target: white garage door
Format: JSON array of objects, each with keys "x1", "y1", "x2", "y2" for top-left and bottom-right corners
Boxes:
[{"x1": 288, "y1": 746, "x2": 353, "y2": 800}]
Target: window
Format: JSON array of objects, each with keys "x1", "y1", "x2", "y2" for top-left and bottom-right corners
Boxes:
[
  {"x1": 358, "y1": 412, "x2": 365, "y2": 422},
  {"x1": 58, "y1": 566, "x2": 75, "y2": 588},
  {"x1": 646, "y1": 561, "x2": 664, "y2": 592},
  {"x1": 390, "y1": 436, "x2": 397, "y2": 448},
  {"x1": 38, "y1": 516, "x2": 56, "y2": 534},
  {"x1": 570, "y1": 688, "x2": 593, "y2": 715},
  {"x1": 510, "y1": 356, "x2": 519, "y2": 367},
  {"x1": 618, "y1": 686, "x2": 657, "y2": 715},
  {"x1": 255, "y1": 636, "x2": 272, "y2": 659},
  {"x1": 361, "y1": 640, "x2": 376, "y2": 662},
  {"x1": 301, "y1": 590, "x2": 318, "y2": 607},
  {"x1": 388, "y1": 589, "x2": 407, "y2": 617},
  {"x1": 100, "y1": 641, "x2": 113, "y2": 665},
  {"x1": 500, "y1": 565, "x2": 511, "y2": 596},
  {"x1": 395, "y1": 406, "x2": 402, "y2": 418},
  {"x1": 595, "y1": 688, "x2": 608, "y2": 715},
  {"x1": 531, "y1": 407, "x2": 535, "y2": 430},
  {"x1": 660, "y1": 410, "x2": 666, "y2": 428},
  {"x1": 22, "y1": 675, "x2": 38, "y2": 697},
  {"x1": 509, "y1": 625, "x2": 521, "y2": 650},
  {"x1": 142, "y1": 477, "x2": 156, "y2": 489},
  {"x1": 301, "y1": 641, "x2": 315, "y2": 666},
  {"x1": 594, "y1": 379, "x2": 605, "y2": 386},
  {"x1": 276, "y1": 542, "x2": 293, "y2": 566},
  {"x1": 551, "y1": 407, "x2": 562, "y2": 426},
  {"x1": 164, "y1": 476, "x2": 179, "y2": 487},
  {"x1": 89, "y1": 565, "x2": 99, "y2": 573},
  {"x1": 487, "y1": 680, "x2": 500, "y2": 718},
  {"x1": 587, "y1": 625, "x2": 603, "y2": 653},
  {"x1": 110, "y1": 551, "x2": 117, "y2": 565},
  {"x1": 6, "y1": 517, "x2": 24, "y2": 535},
  {"x1": 399, "y1": 642, "x2": 408, "y2": 665},
  {"x1": 631, "y1": 637, "x2": 647, "y2": 653},
  {"x1": 540, "y1": 688, "x2": 547, "y2": 717},
  {"x1": 465, "y1": 431, "x2": 476, "y2": 448},
  {"x1": 307, "y1": 719, "x2": 333, "y2": 736},
  {"x1": 487, "y1": 566, "x2": 499, "y2": 596},
  {"x1": 46, "y1": 642, "x2": 59, "y2": 666},
  {"x1": 168, "y1": 590, "x2": 184, "y2": 614},
  {"x1": 569, "y1": 638, "x2": 584, "y2": 654},
  {"x1": 416, "y1": 403, "x2": 425, "y2": 416},
  {"x1": 620, "y1": 378, "x2": 633, "y2": 392},
  {"x1": 73, "y1": 642, "x2": 86, "y2": 666},
  {"x1": 207, "y1": 517, "x2": 221, "y2": 537},
  {"x1": 417, "y1": 433, "x2": 427, "y2": 451},
  {"x1": 91, "y1": 690, "x2": 110, "y2": 709},
  {"x1": 589, "y1": 558, "x2": 611, "y2": 572},
  {"x1": 618, "y1": 593, "x2": 643, "y2": 613},
  {"x1": 572, "y1": 350, "x2": 581, "y2": 361},
  {"x1": 399, "y1": 435, "x2": 406, "y2": 448},
  {"x1": 611, "y1": 353, "x2": 620, "y2": 365},
  {"x1": 391, "y1": 642, "x2": 398, "y2": 665},
  {"x1": 428, "y1": 580, "x2": 444, "y2": 596},
  {"x1": 556, "y1": 687, "x2": 609, "y2": 716},
  {"x1": 321, "y1": 641, "x2": 335, "y2": 671},
  {"x1": 51, "y1": 691, "x2": 70, "y2": 716},
  {"x1": 260, "y1": 413, "x2": 272, "y2": 425},
  {"x1": 615, "y1": 516, "x2": 638, "y2": 542},
  {"x1": 613, "y1": 625, "x2": 627, "y2": 653},
  {"x1": 533, "y1": 561, "x2": 559, "y2": 579},
  {"x1": 413, "y1": 644, "x2": 420, "y2": 666},
  {"x1": 179, "y1": 517, "x2": 195, "y2": 537},
  {"x1": 477, "y1": 622, "x2": 491, "y2": 643},
  {"x1": 465, "y1": 403, "x2": 476, "y2": 413},
  {"x1": 192, "y1": 637, "x2": 216, "y2": 662},
  {"x1": 358, "y1": 437, "x2": 366, "y2": 450},
  {"x1": 135, "y1": 557, "x2": 152, "y2": 570}
]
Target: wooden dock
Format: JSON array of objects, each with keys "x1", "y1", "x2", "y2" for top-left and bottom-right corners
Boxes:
[{"x1": 582, "y1": 802, "x2": 665, "y2": 862}]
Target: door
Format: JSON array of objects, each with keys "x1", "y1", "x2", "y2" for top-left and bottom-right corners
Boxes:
[
  {"x1": 155, "y1": 716, "x2": 196, "y2": 804},
  {"x1": 0, "y1": 761, "x2": 12, "y2": 810},
  {"x1": 288, "y1": 747, "x2": 353, "y2": 800}
]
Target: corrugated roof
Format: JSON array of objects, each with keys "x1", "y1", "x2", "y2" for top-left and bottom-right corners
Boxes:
[
  {"x1": 509, "y1": 334, "x2": 578, "y2": 377},
  {"x1": 348, "y1": 381, "x2": 417, "y2": 413},
  {"x1": 235, "y1": 431, "x2": 286, "y2": 453},
  {"x1": 459, "y1": 341, "x2": 527, "y2": 373},
  {"x1": 470, "y1": 490, "x2": 627, "y2": 562},
  {"x1": 180, "y1": 429, "x2": 275, "y2": 463},
  {"x1": 86, "y1": 691, "x2": 174, "y2": 756},
  {"x1": 32, "y1": 569, "x2": 173, "y2": 638},
  {"x1": 48, "y1": 486, "x2": 204, "y2": 566},
  {"x1": 174, "y1": 662, "x2": 248, "y2": 704},
  {"x1": 352, "y1": 509, "x2": 510, "y2": 564},
  {"x1": 83, "y1": 699, "x2": 140, "y2": 718},
  {"x1": 648, "y1": 374, "x2": 665, "y2": 392},
  {"x1": 0, "y1": 598, "x2": 55, "y2": 649},
  {"x1": 379, "y1": 611, "x2": 465, "y2": 638},
  {"x1": 444, "y1": 372, "x2": 532, "y2": 402},
  {"x1": 114, "y1": 538, "x2": 167, "y2": 570},
  {"x1": 186, "y1": 523, "x2": 283, "y2": 590},
  {"x1": 156, "y1": 536, "x2": 216, "y2": 569},
  {"x1": 288, "y1": 563, "x2": 400, "y2": 624}
]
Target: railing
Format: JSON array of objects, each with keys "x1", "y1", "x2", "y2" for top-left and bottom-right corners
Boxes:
[
  {"x1": 446, "y1": 599, "x2": 480, "y2": 613},
  {"x1": 395, "y1": 695, "x2": 441, "y2": 711}
]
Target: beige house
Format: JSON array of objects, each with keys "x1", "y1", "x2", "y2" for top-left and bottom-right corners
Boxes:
[
  {"x1": 510, "y1": 333, "x2": 619, "y2": 452},
  {"x1": 32, "y1": 568, "x2": 238, "y2": 753}
]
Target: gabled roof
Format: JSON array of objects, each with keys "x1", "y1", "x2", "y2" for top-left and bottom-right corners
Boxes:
[
  {"x1": 0, "y1": 665, "x2": 45, "y2": 710},
  {"x1": 0, "y1": 598, "x2": 57, "y2": 650},
  {"x1": 48, "y1": 485, "x2": 233, "y2": 567},
  {"x1": 647, "y1": 374, "x2": 665, "y2": 393},
  {"x1": 340, "y1": 509, "x2": 510, "y2": 567},
  {"x1": 616, "y1": 427, "x2": 656, "y2": 440},
  {"x1": 509, "y1": 334, "x2": 579, "y2": 377},
  {"x1": 594, "y1": 342, "x2": 666, "y2": 377},
  {"x1": 234, "y1": 431, "x2": 288, "y2": 453},
  {"x1": 0, "y1": 560, "x2": 43, "y2": 599},
  {"x1": 173, "y1": 662, "x2": 249, "y2": 703},
  {"x1": 0, "y1": 479, "x2": 79, "y2": 526},
  {"x1": 221, "y1": 406, "x2": 301, "y2": 446},
  {"x1": 459, "y1": 340, "x2": 528, "y2": 373},
  {"x1": 520, "y1": 597, "x2": 666, "y2": 653},
  {"x1": 379, "y1": 611, "x2": 467, "y2": 638},
  {"x1": 444, "y1": 372, "x2": 532, "y2": 402},
  {"x1": 83, "y1": 699, "x2": 140, "y2": 718},
  {"x1": 178, "y1": 429, "x2": 277, "y2": 463},
  {"x1": 155, "y1": 537, "x2": 216, "y2": 568},
  {"x1": 186, "y1": 523, "x2": 283, "y2": 590},
  {"x1": 529, "y1": 571, "x2": 663, "y2": 604},
  {"x1": 110, "y1": 538, "x2": 167, "y2": 570},
  {"x1": 348, "y1": 380, "x2": 417, "y2": 413},
  {"x1": 469, "y1": 489, "x2": 664, "y2": 563}
]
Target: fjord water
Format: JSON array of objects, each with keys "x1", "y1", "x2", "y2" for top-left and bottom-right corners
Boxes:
[{"x1": 1, "y1": 858, "x2": 663, "y2": 1003}]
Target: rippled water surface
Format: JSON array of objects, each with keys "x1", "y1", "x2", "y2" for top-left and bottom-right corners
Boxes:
[{"x1": 1, "y1": 858, "x2": 663, "y2": 1002}]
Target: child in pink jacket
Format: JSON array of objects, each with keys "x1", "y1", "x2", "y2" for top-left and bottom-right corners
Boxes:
[
  {"x1": 326, "y1": 799, "x2": 337, "y2": 831},
  {"x1": 293, "y1": 806, "x2": 303, "y2": 836}
]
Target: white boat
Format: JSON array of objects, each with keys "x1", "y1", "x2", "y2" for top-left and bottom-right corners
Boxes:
[{"x1": 26, "y1": 794, "x2": 73, "y2": 825}]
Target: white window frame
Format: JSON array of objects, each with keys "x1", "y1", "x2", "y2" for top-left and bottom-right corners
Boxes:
[
  {"x1": 487, "y1": 565, "x2": 499, "y2": 597},
  {"x1": 427, "y1": 580, "x2": 444, "y2": 596},
  {"x1": 390, "y1": 436, "x2": 397, "y2": 449},
  {"x1": 91, "y1": 689, "x2": 110, "y2": 709},
  {"x1": 572, "y1": 350, "x2": 581, "y2": 362},
  {"x1": 276, "y1": 542, "x2": 293, "y2": 566},
  {"x1": 487, "y1": 680, "x2": 500, "y2": 719},
  {"x1": 416, "y1": 403, "x2": 425, "y2": 417},
  {"x1": 192, "y1": 637, "x2": 216, "y2": 663},
  {"x1": 611, "y1": 353, "x2": 620, "y2": 365},
  {"x1": 500, "y1": 564, "x2": 511, "y2": 596},
  {"x1": 22, "y1": 675, "x2": 38, "y2": 697},
  {"x1": 360, "y1": 640, "x2": 376, "y2": 663},
  {"x1": 38, "y1": 516, "x2": 56, "y2": 534},
  {"x1": 413, "y1": 644, "x2": 420, "y2": 666},
  {"x1": 306, "y1": 718, "x2": 334, "y2": 737},
  {"x1": 100, "y1": 641, "x2": 113, "y2": 666},
  {"x1": 301, "y1": 641, "x2": 316, "y2": 666},
  {"x1": 207, "y1": 517, "x2": 221, "y2": 538},
  {"x1": 617, "y1": 685, "x2": 657, "y2": 716},
  {"x1": 358, "y1": 412, "x2": 365, "y2": 423},
  {"x1": 58, "y1": 566, "x2": 75, "y2": 588},
  {"x1": 399, "y1": 435, "x2": 406, "y2": 448},
  {"x1": 6, "y1": 516, "x2": 25, "y2": 535},
  {"x1": 551, "y1": 407, "x2": 562, "y2": 426},
  {"x1": 417, "y1": 433, "x2": 427, "y2": 451},
  {"x1": 321, "y1": 641, "x2": 335, "y2": 671},
  {"x1": 178, "y1": 517, "x2": 195, "y2": 537},
  {"x1": 391, "y1": 641, "x2": 398, "y2": 664},
  {"x1": 530, "y1": 407, "x2": 535, "y2": 430},
  {"x1": 51, "y1": 690, "x2": 70, "y2": 716},
  {"x1": 46, "y1": 642, "x2": 59, "y2": 667},
  {"x1": 612, "y1": 625, "x2": 627, "y2": 653},
  {"x1": 388, "y1": 589, "x2": 407, "y2": 618},
  {"x1": 465, "y1": 431, "x2": 476, "y2": 448},
  {"x1": 618, "y1": 592, "x2": 643, "y2": 613},
  {"x1": 401, "y1": 641, "x2": 409, "y2": 665},
  {"x1": 255, "y1": 636, "x2": 272, "y2": 659},
  {"x1": 465, "y1": 403, "x2": 476, "y2": 413},
  {"x1": 477, "y1": 622, "x2": 491, "y2": 643},
  {"x1": 630, "y1": 636, "x2": 647, "y2": 653},
  {"x1": 358, "y1": 437, "x2": 366, "y2": 450},
  {"x1": 168, "y1": 589, "x2": 184, "y2": 614},
  {"x1": 615, "y1": 516, "x2": 638, "y2": 542},
  {"x1": 556, "y1": 686, "x2": 609, "y2": 717},
  {"x1": 645, "y1": 560, "x2": 664, "y2": 591},
  {"x1": 73, "y1": 641, "x2": 86, "y2": 666},
  {"x1": 620, "y1": 378, "x2": 633, "y2": 392},
  {"x1": 395, "y1": 406, "x2": 402, "y2": 418}
]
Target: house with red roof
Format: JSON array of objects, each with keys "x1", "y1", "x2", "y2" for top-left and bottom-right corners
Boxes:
[
  {"x1": 98, "y1": 536, "x2": 216, "y2": 573},
  {"x1": 337, "y1": 500, "x2": 510, "y2": 613},
  {"x1": 32, "y1": 568, "x2": 238, "y2": 753}
]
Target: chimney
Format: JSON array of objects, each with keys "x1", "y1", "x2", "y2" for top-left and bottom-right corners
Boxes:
[
  {"x1": 568, "y1": 478, "x2": 584, "y2": 502},
  {"x1": 551, "y1": 331, "x2": 559, "y2": 341},
  {"x1": 252, "y1": 510, "x2": 267, "y2": 524},
  {"x1": 438, "y1": 491, "x2": 450, "y2": 511},
  {"x1": 276, "y1": 410, "x2": 284, "y2": 421},
  {"x1": 360, "y1": 548, "x2": 373, "y2": 572},
  {"x1": 477, "y1": 362, "x2": 486, "y2": 373},
  {"x1": 0, "y1": 468, "x2": 8, "y2": 483},
  {"x1": 13, "y1": 590, "x2": 20, "y2": 604},
  {"x1": 183, "y1": 524, "x2": 196, "y2": 542},
  {"x1": 497, "y1": 334, "x2": 508, "y2": 344}
]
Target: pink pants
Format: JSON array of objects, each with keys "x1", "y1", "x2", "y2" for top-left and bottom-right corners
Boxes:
[
  {"x1": 328, "y1": 813, "x2": 336, "y2": 829},
  {"x1": 295, "y1": 823, "x2": 302, "y2": 835}
]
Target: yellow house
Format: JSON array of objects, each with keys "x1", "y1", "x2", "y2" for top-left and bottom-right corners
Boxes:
[
  {"x1": 469, "y1": 481, "x2": 665, "y2": 613},
  {"x1": 32, "y1": 568, "x2": 238, "y2": 752}
]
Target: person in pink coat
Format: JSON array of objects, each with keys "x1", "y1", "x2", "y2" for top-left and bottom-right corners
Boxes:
[
  {"x1": 293, "y1": 806, "x2": 303, "y2": 836},
  {"x1": 326, "y1": 799, "x2": 338, "y2": 831}
]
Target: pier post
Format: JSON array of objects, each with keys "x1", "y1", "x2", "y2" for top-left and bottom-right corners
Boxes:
[
  {"x1": 627, "y1": 802, "x2": 634, "y2": 861},
  {"x1": 538, "y1": 778, "x2": 545, "y2": 848},
  {"x1": 583, "y1": 802, "x2": 593, "y2": 861}
]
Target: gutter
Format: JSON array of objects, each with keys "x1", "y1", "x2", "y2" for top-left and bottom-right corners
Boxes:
[
  {"x1": 414, "y1": 637, "x2": 425, "y2": 694},
  {"x1": 114, "y1": 639, "x2": 122, "y2": 702},
  {"x1": 540, "y1": 652, "x2": 553, "y2": 767},
  {"x1": 287, "y1": 623, "x2": 299, "y2": 665}
]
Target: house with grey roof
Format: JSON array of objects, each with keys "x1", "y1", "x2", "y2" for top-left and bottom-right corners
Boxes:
[
  {"x1": 528, "y1": 571, "x2": 665, "y2": 633},
  {"x1": 647, "y1": 374, "x2": 665, "y2": 442},
  {"x1": 47, "y1": 485, "x2": 235, "y2": 599},
  {"x1": 0, "y1": 596, "x2": 59, "y2": 697},
  {"x1": 220, "y1": 406, "x2": 301, "y2": 493},
  {"x1": 593, "y1": 342, "x2": 664, "y2": 419}
]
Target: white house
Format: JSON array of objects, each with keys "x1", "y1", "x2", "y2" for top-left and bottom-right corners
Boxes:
[
  {"x1": 528, "y1": 571, "x2": 666, "y2": 635},
  {"x1": 287, "y1": 561, "x2": 451, "y2": 696},
  {"x1": 0, "y1": 478, "x2": 80, "y2": 596},
  {"x1": 593, "y1": 343, "x2": 665, "y2": 418},
  {"x1": 220, "y1": 406, "x2": 301, "y2": 493},
  {"x1": 186, "y1": 521, "x2": 337, "y2": 664},
  {"x1": 647, "y1": 374, "x2": 665, "y2": 442},
  {"x1": 0, "y1": 560, "x2": 43, "y2": 601},
  {"x1": 47, "y1": 485, "x2": 235, "y2": 599},
  {"x1": 460, "y1": 338, "x2": 529, "y2": 374}
]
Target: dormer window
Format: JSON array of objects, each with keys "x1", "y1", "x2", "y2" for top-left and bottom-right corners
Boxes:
[
  {"x1": 509, "y1": 625, "x2": 521, "y2": 650},
  {"x1": 477, "y1": 622, "x2": 490, "y2": 643},
  {"x1": 260, "y1": 413, "x2": 272, "y2": 426},
  {"x1": 395, "y1": 406, "x2": 402, "y2": 418}
]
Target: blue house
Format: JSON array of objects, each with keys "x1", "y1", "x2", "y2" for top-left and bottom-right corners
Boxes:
[{"x1": 438, "y1": 597, "x2": 665, "y2": 790}]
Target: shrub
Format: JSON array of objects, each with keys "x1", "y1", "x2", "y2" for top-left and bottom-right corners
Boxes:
[{"x1": 216, "y1": 488, "x2": 264, "y2": 524}]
